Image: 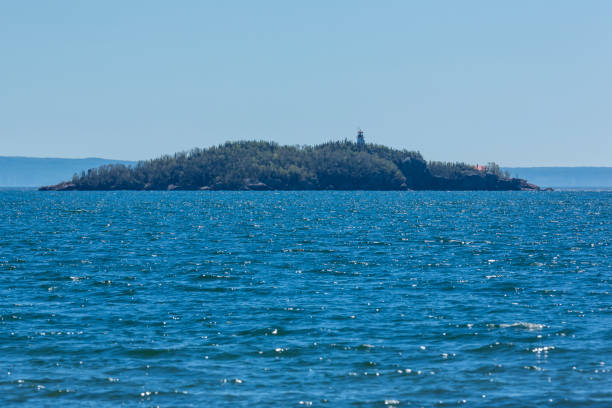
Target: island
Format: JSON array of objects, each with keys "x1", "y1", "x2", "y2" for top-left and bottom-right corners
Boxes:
[{"x1": 39, "y1": 138, "x2": 540, "y2": 191}]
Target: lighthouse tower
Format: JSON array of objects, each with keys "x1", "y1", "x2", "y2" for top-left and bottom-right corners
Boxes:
[{"x1": 357, "y1": 129, "x2": 365, "y2": 146}]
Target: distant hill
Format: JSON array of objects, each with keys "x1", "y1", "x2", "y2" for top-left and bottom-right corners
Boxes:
[
  {"x1": 39, "y1": 141, "x2": 538, "y2": 191},
  {"x1": 5, "y1": 154, "x2": 608, "y2": 190},
  {"x1": 0, "y1": 156, "x2": 136, "y2": 187},
  {"x1": 503, "y1": 167, "x2": 612, "y2": 188}
]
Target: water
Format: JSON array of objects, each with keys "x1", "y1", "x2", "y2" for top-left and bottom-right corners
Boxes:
[{"x1": 1, "y1": 191, "x2": 610, "y2": 407}]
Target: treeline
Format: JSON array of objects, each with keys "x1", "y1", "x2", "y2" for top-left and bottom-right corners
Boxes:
[
  {"x1": 428, "y1": 161, "x2": 510, "y2": 179},
  {"x1": 42, "y1": 140, "x2": 535, "y2": 191}
]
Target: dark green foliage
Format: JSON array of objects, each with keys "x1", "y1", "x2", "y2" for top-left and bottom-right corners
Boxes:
[
  {"x1": 428, "y1": 161, "x2": 510, "y2": 179},
  {"x1": 60, "y1": 140, "x2": 520, "y2": 191},
  {"x1": 428, "y1": 161, "x2": 477, "y2": 179}
]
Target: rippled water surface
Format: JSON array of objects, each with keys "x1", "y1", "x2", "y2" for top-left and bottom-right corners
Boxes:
[{"x1": 1, "y1": 191, "x2": 611, "y2": 407}]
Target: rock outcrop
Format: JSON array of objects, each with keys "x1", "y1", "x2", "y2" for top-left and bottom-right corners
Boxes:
[{"x1": 38, "y1": 181, "x2": 77, "y2": 191}]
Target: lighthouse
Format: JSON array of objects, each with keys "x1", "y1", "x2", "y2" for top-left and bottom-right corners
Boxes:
[{"x1": 357, "y1": 129, "x2": 365, "y2": 146}]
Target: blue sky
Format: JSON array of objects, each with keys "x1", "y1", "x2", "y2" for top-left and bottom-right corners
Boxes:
[{"x1": 1, "y1": 1, "x2": 611, "y2": 166}]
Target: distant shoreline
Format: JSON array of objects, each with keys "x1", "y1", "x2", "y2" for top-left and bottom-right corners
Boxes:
[
  {"x1": 2, "y1": 153, "x2": 610, "y2": 190},
  {"x1": 503, "y1": 166, "x2": 612, "y2": 189},
  {"x1": 4, "y1": 187, "x2": 612, "y2": 192},
  {"x1": 38, "y1": 140, "x2": 541, "y2": 192}
]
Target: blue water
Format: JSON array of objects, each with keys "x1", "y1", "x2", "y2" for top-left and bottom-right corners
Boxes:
[{"x1": 1, "y1": 191, "x2": 610, "y2": 407}]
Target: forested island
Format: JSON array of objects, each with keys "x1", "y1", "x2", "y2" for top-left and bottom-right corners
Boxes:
[{"x1": 39, "y1": 140, "x2": 540, "y2": 191}]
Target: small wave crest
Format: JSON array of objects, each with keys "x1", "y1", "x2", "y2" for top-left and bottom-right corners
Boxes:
[{"x1": 497, "y1": 322, "x2": 546, "y2": 330}]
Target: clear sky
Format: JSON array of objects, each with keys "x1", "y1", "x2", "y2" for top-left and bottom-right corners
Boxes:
[{"x1": 1, "y1": 1, "x2": 611, "y2": 166}]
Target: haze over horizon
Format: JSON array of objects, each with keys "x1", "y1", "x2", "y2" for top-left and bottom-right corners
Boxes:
[{"x1": 2, "y1": 1, "x2": 611, "y2": 166}]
